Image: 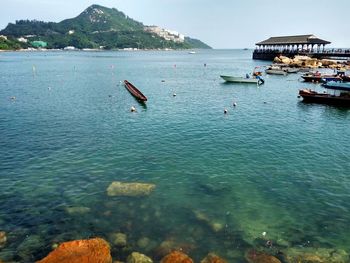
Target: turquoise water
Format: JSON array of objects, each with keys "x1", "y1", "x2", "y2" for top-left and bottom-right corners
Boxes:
[{"x1": 0, "y1": 50, "x2": 350, "y2": 262}]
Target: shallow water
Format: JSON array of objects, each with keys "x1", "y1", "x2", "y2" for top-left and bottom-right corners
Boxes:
[{"x1": 0, "y1": 50, "x2": 350, "y2": 262}]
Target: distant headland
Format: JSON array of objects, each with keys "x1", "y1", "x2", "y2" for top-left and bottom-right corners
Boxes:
[{"x1": 0, "y1": 4, "x2": 211, "y2": 51}]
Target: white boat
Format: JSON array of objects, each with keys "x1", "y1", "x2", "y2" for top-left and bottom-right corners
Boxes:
[
  {"x1": 265, "y1": 65, "x2": 289, "y2": 75},
  {"x1": 265, "y1": 68, "x2": 287, "y2": 75},
  {"x1": 220, "y1": 75, "x2": 264, "y2": 85},
  {"x1": 283, "y1": 67, "x2": 299, "y2": 73},
  {"x1": 188, "y1": 51, "x2": 196, "y2": 54}
]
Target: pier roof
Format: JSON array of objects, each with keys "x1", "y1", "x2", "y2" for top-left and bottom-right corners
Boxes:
[{"x1": 256, "y1": 35, "x2": 331, "y2": 46}]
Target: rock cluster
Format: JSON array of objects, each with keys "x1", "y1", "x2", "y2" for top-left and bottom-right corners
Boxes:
[
  {"x1": 274, "y1": 55, "x2": 349, "y2": 70},
  {"x1": 107, "y1": 181, "x2": 156, "y2": 197},
  {"x1": 24, "y1": 234, "x2": 350, "y2": 263}
]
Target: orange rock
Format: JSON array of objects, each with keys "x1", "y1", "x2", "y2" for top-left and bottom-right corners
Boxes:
[
  {"x1": 246, "y1": 250, "x2": 281, "y2": 263},
  {"x1": 160, "y1": 251, "x2": 193, "y2": 263},
  {"x1": 0, "y1": 231, "x2": 7, "y2": 248},
  {"x1": 36, "y1": 238, "x2": 112, "y2": 263},
  {"x1": 201, "y1": 253, "x2": 227, "y2": 263}
]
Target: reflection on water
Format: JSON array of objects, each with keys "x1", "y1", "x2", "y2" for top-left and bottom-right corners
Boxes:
[{"x1": 0, "y1": 50, "x2": 349, "y2": 262}]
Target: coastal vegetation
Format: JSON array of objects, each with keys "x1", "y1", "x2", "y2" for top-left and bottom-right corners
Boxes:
[
  {"x1": 0, "y1": 37, "x2": 24, "y2": 50},
  {"x1": 0, "y1": 5, "x2": 211, "y2": 50}
]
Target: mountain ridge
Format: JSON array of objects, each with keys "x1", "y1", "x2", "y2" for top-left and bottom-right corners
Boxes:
[{"x1": 0, "y1": 4, "x2": 211, "y2": 50}]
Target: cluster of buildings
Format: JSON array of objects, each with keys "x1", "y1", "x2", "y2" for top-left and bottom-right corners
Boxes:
[{"x1": 144, "y1": 26, "x2": 185, "y2": 43}]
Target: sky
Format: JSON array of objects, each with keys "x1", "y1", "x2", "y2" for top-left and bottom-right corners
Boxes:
[{"x1": 1, "y1": 0, "x2": 349, "y2": 49}]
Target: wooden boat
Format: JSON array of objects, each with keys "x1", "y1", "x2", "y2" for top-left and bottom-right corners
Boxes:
[
  {"x1": 124, "y1": 80, "x2": 147, "y2": 102},
  {"x1": 220, "y1": 75, "x2": 264, "y2": 85},
  {"x1": 299, "y1": 81, "x2": 350, "y2": 106}
]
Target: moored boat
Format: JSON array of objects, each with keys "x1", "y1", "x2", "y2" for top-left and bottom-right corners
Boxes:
[
  {"x1": 265, "y1": 66, "x2": 287, "y2": 75},
  {"x1": 322, "y1": 81, "x2": 350, "y2": 90},
  {"x1": 301, "y1": 72, "x2": 342, "y2": 83},
  {"x1": 220, "y1": 75, "x2": 264, "y2": 85},
  {"x1": 299, "y1": 81, "x2": 350, "y2": 106},
  {"x1": 265, "y1": 69, "x2": 287, "y2": 75},
  {"x1": 124, "y1": 80, "x2": 148, "y2": 102},
  {"x1": 283, "y1": 67, "x2": 299, "y2": 73}
]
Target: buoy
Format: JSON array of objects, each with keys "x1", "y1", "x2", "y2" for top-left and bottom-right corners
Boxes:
[
  {"x1": 262, "y1": 231, "x2": 267, "y2": 237},
  {"x1": 10, "y1": 96, "x2": 16, "y2": 100},
  {"x1": 130, "y1": 106, "x2": 136, "y2": 112},
  {"x1": 224, "y1": 109, "x2": 228, "y2": 114},
  {"x1": 173, "y1": 93, "x2": 177, "y2": 97},
  {"x1": 48, "y1": 87, "x2": 51, "y2": 91},
  {"x1": 233, "y1": 102, "x2": 237, "y2": 107}
]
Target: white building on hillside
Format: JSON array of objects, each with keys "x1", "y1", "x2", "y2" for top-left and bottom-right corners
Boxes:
[{"x1": 144, "y1": 26, "x2": 185, "y2": 43}]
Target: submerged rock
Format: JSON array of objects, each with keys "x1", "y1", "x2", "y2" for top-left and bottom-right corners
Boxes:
[
  {"x1": 107, "y1": 181, "x2": 156, "y2": 197},
  {"x1": 36, "y1": 237, "x2": 112, "y2": 263},
  {"x1": 110, "y1": 232, "x2": 127, "y2": 247},
  {"x1": 127, "y1": 252, "x2": 153, "y2": 263},
  {"x1": 160, "y1": 251, "x2": 193, "y2": 263},
  {"x1": 193, "y1": 210, "x2": 224, "y2": 233},
  {"x1": 201, "y1": 253, "x2": 227, "y2": 263},
  {"x1": 284, "y1": 247, "x2": 349, "y2": 263},
  {"x1": 18, "y1": 235, "x2": 45, "y2": 260},
  {"x1": 0, "y1": 231, "x2": 6, "y2": 248},
  {"x1": 245, "y1": 250, "x2": 281, "y2": 263},
  {"x1": 65, "y1": 206, "x2": 91, "y2": 214},
  {"x1": 137, "y1": 237, "x2": 151, "y2": 249},
  {"x1": 153, "y1": 240, "x2": 195, "y2": 260}
]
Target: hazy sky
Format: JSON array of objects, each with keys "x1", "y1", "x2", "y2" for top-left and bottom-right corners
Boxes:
[{"x1": 1, "y1": 0, "x2": 349, "y2": 49}]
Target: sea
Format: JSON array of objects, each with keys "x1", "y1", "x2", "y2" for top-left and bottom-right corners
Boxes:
[{"x1": 0, "y1": 49, "x2": 349, "y2": 262}]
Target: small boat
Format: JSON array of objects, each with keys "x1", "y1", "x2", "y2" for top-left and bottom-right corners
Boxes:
[
  {"x1": 265, "y1": 66, "x2": 287, "y2": 75},
  {"x1": 265, "y1": 69, "x2": 287, "y2": 75},
  {"x1": 283, "y1": 67, "x2": 299, "y2": 73},
  {"x1": 299, "y1": 81, "x2": 350, "y2": 106},
  {"x1": 124, "y1": 80, "x2": 147, "y2": 102},
  {"x1": 301, "y1": 72, "x2": 342, "y2": 83},
  {"x1": 322, "y1": 81, "x2": 350, "y2": 90},
  {"x1": 188, "y1": 51, "x2": 196, "y2": 54},
  {"x1": 220, "y1": 75, "x2": 264, "y2": 85}
]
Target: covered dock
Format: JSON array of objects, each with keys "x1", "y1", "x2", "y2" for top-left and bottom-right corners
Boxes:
[{"x1": 253, "y1": 34, "x2": 337, "y2": 60}]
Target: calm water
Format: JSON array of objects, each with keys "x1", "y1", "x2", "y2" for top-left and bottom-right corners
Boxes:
[{"x1": 0, "y1": 50, "x2": 350, "y2": 262}]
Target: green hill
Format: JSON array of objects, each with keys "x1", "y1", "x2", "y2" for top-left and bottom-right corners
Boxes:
[{"x1": 0, "y1": 4, "x2": 211, "y2": 50}]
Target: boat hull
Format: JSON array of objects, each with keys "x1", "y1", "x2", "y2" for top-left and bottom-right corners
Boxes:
[
  {"x1": 322, "y1": 81, "x2": 350, "y2": 91},
  {"x1": 220, "y1": 75, "x2": 262, "y2": 84},
  {"x1": 265, "y1": 69, "x2": 287, "y2": 75},
  {"x1": 299, "y1": 89, "x2": 350, "y2": 106},
  {"x1": 124, "y1": 80, "x2": 147, "y2": 102},
  {"x1": 301, "y1": 75, "x2": 342, "y2": 83}
]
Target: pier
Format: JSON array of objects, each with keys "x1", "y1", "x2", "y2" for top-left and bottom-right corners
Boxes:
[{"x1": 253, "y1": 34, "x2": 350, "y2": 61}]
